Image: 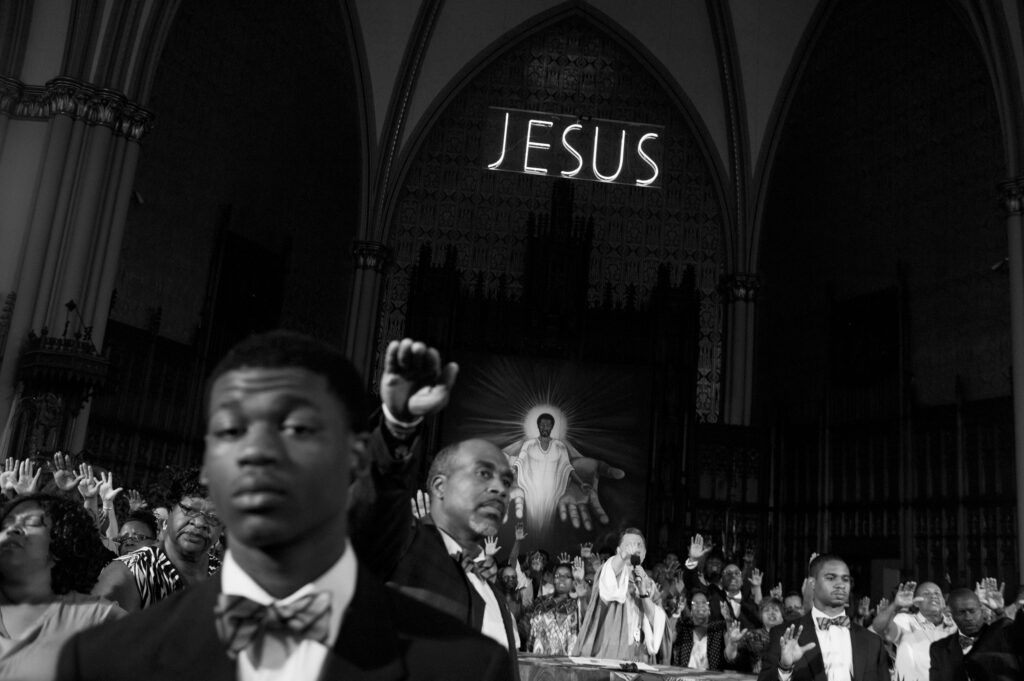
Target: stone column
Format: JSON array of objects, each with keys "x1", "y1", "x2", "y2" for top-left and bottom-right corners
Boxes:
[
  {"x1": 1000, "y1": 177, "x2": 1024, "y2": 581},
  {"x1": 345, "y1": 240, "x2": 391, "y2": 385},
  {"x1": 0, "y1": 77, "x2": 152, "y2": 459},
  {"x1": 721, "y1": 273, "x2": 760, "y2": 425}
]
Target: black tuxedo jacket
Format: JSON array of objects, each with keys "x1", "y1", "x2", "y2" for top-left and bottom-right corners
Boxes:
[
  {"x1": 929, "y1": 611, "x2": 1023, "y2": 681},
  {"x1": 681, "y1": 566, "x2": 762, "y2": 629},
  {"x1": 672, "y1": 620, "x2": 728, "y2": 670},
  {"x1": 757, "y1": 612, "x2": 889, "y2": 681},
  {"x1": 56, "y1": 565, "x2": 511, "y2": 681},
  {"x1": 351, "y1": 429, "x2": 521, "y2": 679}
]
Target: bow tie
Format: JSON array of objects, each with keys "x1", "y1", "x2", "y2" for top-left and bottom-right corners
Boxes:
[
  {"x1": 727, "y1": 593, "x2": 743, "y2": 603},
  {"x1": 816, "y1": 615, "x2": 850, "y2": 630},
  {"x1": 214, "y1": 591, "x2": 332, "y2": 663},
  {"x1": 958, "y1": 633, "x2": 976, "y2": 650}
]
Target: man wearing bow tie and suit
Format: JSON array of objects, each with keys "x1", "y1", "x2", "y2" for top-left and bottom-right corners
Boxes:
[
  {"x1": 57, "y1": 333, "x2": 510, "y2": 681},
  {"x1": 757, "y1": 554, "x2": 889, "y2": 681},
  {"x1": 928, "y1": 587, "x2": 1023, "y2": 681},
  {"x1": 355, "y1": 434, "x2": 523, "y2": 681}
]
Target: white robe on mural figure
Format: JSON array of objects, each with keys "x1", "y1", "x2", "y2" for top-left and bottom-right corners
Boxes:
[{"x1": 509, "y1": 436, "x2": 575, "y2": 534}]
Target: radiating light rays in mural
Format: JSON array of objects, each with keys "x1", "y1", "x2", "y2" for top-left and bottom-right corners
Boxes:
[{"x1": 453, "y1": 354, "x2": 645, "y2": 467}]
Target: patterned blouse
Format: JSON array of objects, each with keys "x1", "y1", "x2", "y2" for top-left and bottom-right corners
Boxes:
[
  {"x1": 527, "y1": 595, "x2": 582, "y2": 655},
  {"x1": 116, "y1": 545, "x2": 220, "y2": 609}
]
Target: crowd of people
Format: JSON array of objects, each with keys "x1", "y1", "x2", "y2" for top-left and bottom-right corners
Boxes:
[{"x1": 0, "y1": 331, "x2": 1021, "y2": 680}]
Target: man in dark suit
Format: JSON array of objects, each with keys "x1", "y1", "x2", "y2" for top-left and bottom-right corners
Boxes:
[
  {"x1": 757, "y1": 554, "x2": 889, "y2": 681},
  {"x1": 929, "y1": 588, "x2": 1023, "y2": 681},
  {"x1": 58, "y1": 332, "x2": 510, "y2": 681},
  {"x1": 357, "y1": 435, "x2": 522, "y2": 678}
]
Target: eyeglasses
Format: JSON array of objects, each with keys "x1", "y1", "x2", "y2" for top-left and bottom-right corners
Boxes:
[
  {"x1": 1, "y1": 512, "x2": 47, "y2": 531},
  {"x1": 178, "y1": 502, "x2": 222, "y2": 528},
  {"x1": 115, "y1": 531, "x2": 156, "y2": 546}
]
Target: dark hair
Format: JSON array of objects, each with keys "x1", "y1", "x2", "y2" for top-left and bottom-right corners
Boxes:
[
  {"x1": 947, "y1": 587, "x2": 979, "y2": 606},
  {"x1": 1, "y1": 493, "x2": 110, "y2": 594},
  {"x1": 554, "y1": 562, "x2": 573, "y2": 574},
  {"x1": 206, "y1": 330, "x2": 369, "y2": 432},
  {"x1": 122, "y1": 509, "x2": 159, "y2": 537},
  {"x1": 167, "y1": 467, "x2": 208, "y2": 506},
  {"x1": 809, "y1": 553, "x2": 847, "y2": 579},
  {"x1": 537, "y1": 413, "x2": 555, "y2": 425},
  {"x1": 784, "y1": 590, "x2": 803, "y2": 600},
  {"x1": 759, "y1": 597, "x2": 783, "y2": 613}
]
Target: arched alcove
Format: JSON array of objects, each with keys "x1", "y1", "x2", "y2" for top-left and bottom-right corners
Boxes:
[
  {"x1": 378, "y1": 14, "x2": 728, "y2": 423},
  {"x1": 757, "y1": 0, "x2": 1013, "y2": 593}
]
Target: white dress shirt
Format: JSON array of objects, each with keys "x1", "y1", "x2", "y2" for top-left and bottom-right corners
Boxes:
[
  {"x1": 220, "y1": 541, "x2": 356, "y2": 681},
  {"x1": 687, "y1": 630, "x2": 709, "y2": 670},
  {"x1": 889, "y1": 611, "x2": 958, "y2": 681},
  {"x1": 779, "y1": 607, "x2": 853, "y2": 681},
  {"x1": 438, "y1": 529, "x2": 517, "y2": 650}
]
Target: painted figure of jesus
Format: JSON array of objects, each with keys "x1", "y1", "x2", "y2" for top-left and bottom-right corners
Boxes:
[{"x1": 509, "y1": 413, "x2": 591, "y2": 533}]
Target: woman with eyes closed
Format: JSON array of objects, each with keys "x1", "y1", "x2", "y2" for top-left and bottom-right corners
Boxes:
[
  {"x1": 0, "y1": 493, "x2": 124, "y2": 680},
  {"x1": 92, "y1": 468, "x2": 223, "y2": 612}
]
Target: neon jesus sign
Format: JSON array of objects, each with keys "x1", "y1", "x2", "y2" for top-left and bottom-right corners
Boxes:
[{"x1": 484, "y1": 107, "x2": 663, "y2": 188}]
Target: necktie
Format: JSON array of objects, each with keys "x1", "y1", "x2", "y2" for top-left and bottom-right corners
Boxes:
[
  {"x1": 214, "y1": 591, "x2": 332, "y2": 663},
  {"x1": 958, "y1": 633, "x2": 975, "y2": 650},
  {"x1": 816, "y1": 615, "x2": 850, "y2": 630}
]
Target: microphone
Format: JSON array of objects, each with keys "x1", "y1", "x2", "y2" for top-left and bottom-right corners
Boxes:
[{"x1": 630, "y1": 554, "x2": 648, "y2": 598}]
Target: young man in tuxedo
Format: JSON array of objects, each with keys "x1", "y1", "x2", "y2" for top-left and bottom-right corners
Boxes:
[
  {"x1": 758, "y1": 554, "x2": 889, "y2": 681},
  {"x1": 58, "y1": 332, "x2": 511, "y2": 681}
]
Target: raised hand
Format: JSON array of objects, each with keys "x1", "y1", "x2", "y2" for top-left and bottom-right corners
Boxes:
[
  {"x1": 0, "y1": 459, "x2": 19, "y2": 494},
  {"x1": 894, "y1": 581, "x2": 917, "y2": 609},
  {"x1": 410, "y1": 489, "x2": 430, "y2": 520},
  {"x1": 720, "y1": 601, "x2": 733, "y2": 621},
  {"x1": 483, "y1": 536, "x2": 500, "y2": 556},
  {"x1": 572, "y1": 556, "x2": 586, "y2": 581},
  {"x1": 808, "y1": 552, "x2": 819, "y2": 566},
  {"x1": 857, "y1": 596, "x2": 871, "y2": 618},
  {"x1": 689, "y1": 534, "x2": 714, "y2": 561},
  {"x1": 127, "y1": 489, "x2": 148, "y2": 511},
  {"x1": 579, "y1": 542, "x2": 593, "y2": 558},
  {"x1": 557, "y1": 551, "x2": 572, "y2": 564},
  {"x1": 748, "y1": 568, "x2": 764, "y2": 587},
  {"x1": 379, "y1": 339, "x2": 458, "y2": 421},
  {"x1": 514, "y1": 521, "x2": 527, "y2": 542},
  {"x1": 98, "y1": 471, "x2": 123, "y2": 504},
  {"x1": 770, "y1": 582, "x2": 783, "y2": 600},
  {"x1": 744, "y1": 546, "x2": 755, "y2": 564},
  {"x1": 779, "y1": 624, "x2": 817, "y2": 668},
  {"x1": 877, "y1": 597, "x2": 890, "y2": 612},
  {"x1": 976, "y1": 577, "x2": 1005, "y2": 612},
  {"x1": 13, "y1": 459, "x2": 42, "y2": 496},
  {"x1": 52, "y1": 451, "x2": 83, "y2": 492},
  {"x1": 76, "y1": 463, "x2": 99, "y2": 499},
  {"x1": 725, "y1": 620, "x2": 745, "y2": 645}
]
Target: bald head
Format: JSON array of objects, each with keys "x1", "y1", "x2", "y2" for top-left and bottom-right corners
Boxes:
[{"x1": 427, "y1": 439, "x2": 512, "y2": 542}]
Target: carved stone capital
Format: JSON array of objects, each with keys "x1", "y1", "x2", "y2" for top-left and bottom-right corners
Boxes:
[
  {"x1": 353, "y1": 240, "x2": 390, "y2": 272},
  {"x1": 999, "y1": 177, "x2": 1024, "y2": 216},
  {"x1": 722, "y1": 273, "x2": 760, "y2": 302},
  {"x1": 0, "y1": 76, "x2": 153, "y2": 141}
]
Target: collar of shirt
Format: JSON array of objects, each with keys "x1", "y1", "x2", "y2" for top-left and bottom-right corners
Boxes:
[
  {"x1": 220, "y1": 540, "x2": 356, "y2": 648},
  {"x1": 438, "y1": 529, "x2": 485, "y2": 564}
]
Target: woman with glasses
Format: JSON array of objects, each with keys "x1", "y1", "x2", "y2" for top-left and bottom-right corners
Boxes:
[
  {"x1": 92, "y1": 468, "x2": 222, "y2": 612},
  {"x1": 113, "y1": 509, "x2": 160, "y2": 556},
  {"x1": 0, "y1": 493, "x2": 124, "y2": 680}
]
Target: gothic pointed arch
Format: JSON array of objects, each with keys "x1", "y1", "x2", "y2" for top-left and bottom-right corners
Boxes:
[{"x1": 375, "y1": 9, "x2": 730, "y2": 422}]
